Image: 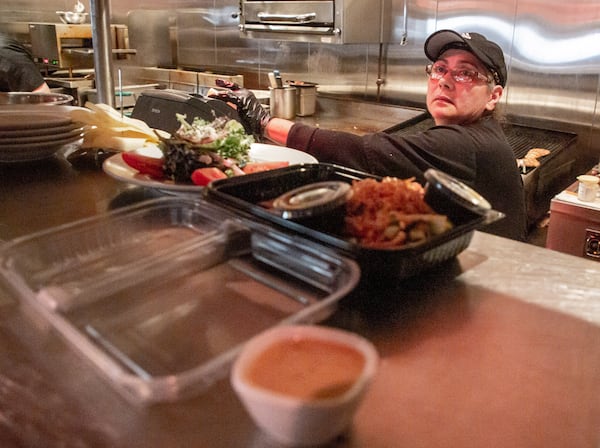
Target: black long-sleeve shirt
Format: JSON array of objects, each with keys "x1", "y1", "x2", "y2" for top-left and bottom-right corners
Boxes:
[
  {"x1": 286, "y1": 115, "x2": 527, "y2": 241},
  {"x1": 0, "y1": 34, "x2": 45, "y2": 92}
]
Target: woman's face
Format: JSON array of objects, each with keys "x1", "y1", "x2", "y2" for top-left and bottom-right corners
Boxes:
[{"x1": 426, "y1": 49, "x2": 503, "y2": 126}]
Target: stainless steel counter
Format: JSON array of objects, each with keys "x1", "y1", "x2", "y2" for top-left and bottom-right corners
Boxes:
[{"x1": 1, "y1": 129, "x2": 599, "y2": 447}]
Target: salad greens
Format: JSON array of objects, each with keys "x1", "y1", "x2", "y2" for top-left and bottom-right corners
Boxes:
[{"x1": 158, "y1": 114, "x2": 255, "y2": 182}]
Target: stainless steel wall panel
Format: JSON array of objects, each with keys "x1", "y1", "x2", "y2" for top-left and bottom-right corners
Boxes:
[
  {"x1": 176, "y1": 9, "x2": 218, "y2": 70},
  {"x1": 126, "y1": 10, "x2": 173, "y2": 68},
  {"x1": 1, "y1": 0, "x2": 599, "y2": 166}
]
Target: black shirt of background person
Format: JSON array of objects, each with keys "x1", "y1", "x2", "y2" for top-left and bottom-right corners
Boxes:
[{"x1": 0, "y1": 34, "x2": 46, "y2": 92}]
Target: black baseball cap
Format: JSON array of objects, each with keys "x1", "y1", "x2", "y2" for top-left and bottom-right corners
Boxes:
[{"x1": 424, "y1": 30, "x2": 507, "y2": 87}]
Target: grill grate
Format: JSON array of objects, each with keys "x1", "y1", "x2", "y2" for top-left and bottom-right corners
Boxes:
[{"x1": 502, "y1": 123, "x2": 576, "y2": 160}]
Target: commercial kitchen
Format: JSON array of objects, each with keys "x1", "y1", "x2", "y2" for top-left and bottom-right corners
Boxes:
[{"x1": 0, "y1": 0, "x2": 599, "y2": 447}]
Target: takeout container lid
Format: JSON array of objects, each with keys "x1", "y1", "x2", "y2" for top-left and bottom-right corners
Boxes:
[
  {"x1": 0, "y1": 197, "x2": 359, "y2": 405},
  {"x1": 272, "y1": 181, "x2": 351, "y2": 219},
  {"x1": 423, "y1": 169, "x2": 505, "y2": 225},
  {"x1": 577, "y1": 174, "x2": 599, "y2": 185},
  {"x1": 206, "y1": 163, "x2": 492, "y2": 281}
]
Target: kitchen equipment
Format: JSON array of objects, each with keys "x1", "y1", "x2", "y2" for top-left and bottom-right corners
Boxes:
[
  {"x1": 29, "y1": 23, "x2": 132, "y2": 71},
  {"x1": 547, "y1": 187, "x2": 600, "y2": 260},
  {"x1": 239, "y1": 0, "x2": 391, "y2": 44},
  {"x1": 56, "y1": 0, "x2": 88, "y2": 24},
  {"x1": 0, "y1": 197, "x2": 359, "y2": 404},
  {"x1": 269, "y1": 86, "x2": 296, "y2": 119},
  {"x1": 290, "y1": 81, "x2": 318, "y2": 116},
  {"x1": 272, "y1": 70, "x2": 283, "y2": 88},
  {"x1": 206, "y1": 164, "x2": 491, "y2": 281},
  {"x1": 29, "y1": 23, "x2": 93, "y2": 70},
  {"x1": 130, "y1": 89, "x2": 242, "y2": 134},
  {"x1": 56, "y1": 11, "x2": 88, "y2": 24}
]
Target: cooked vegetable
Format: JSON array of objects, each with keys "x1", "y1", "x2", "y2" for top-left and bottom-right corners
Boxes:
[
  {"x1": 121, "y1": 151, "x2": 165, "y2": 179},
  {"x1": 344, "y1": 177, "x2": 453, "y2": 248},
  {"x1": 190, "y1": 167, "x2": 228, "y2": 186}
]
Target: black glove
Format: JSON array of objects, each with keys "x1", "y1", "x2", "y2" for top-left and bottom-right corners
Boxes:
[{"x1": 210, "y1": 80, "x2": 271, "y2": 138}]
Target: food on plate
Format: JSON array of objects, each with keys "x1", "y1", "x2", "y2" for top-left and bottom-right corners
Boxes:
[
  {"x1": 159, "y1": 114, "x2": 254, "y2": 182},
  {"x1": 120, "y1": 114, "x2": 290, "y2": 186},
  {"x1": 344, "y1": 177, "x2": 453, "y2": 248},
  {"x1": 190, "y1": 167, "x2": 228, "y2": 185},
  {"x1": 121, "y1": 151, "x2": 164, "y2": 179}
]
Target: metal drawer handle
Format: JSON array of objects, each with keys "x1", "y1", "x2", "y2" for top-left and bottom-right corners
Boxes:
[{"x1": 257, "y1": 12, "x2": 317, "y2": 23}]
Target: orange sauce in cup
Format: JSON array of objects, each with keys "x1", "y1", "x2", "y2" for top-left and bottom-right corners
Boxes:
[{"x1": 244, "y1": 337, "x2": 365, "y2": 400}]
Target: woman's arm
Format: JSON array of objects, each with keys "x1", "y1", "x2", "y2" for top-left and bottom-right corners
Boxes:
[
  {"x1": 264, "y1": 118, "x2": 294, "y2": 145},
  {"x1": 32, "y1": 82, "x2": 51, "y2": 93}
]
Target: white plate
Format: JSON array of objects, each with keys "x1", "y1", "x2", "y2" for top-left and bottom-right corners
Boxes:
[
  {"x1": 0, "y1": 105, "x2": 84, "y2": 131},
  {"x1": 0, "y1": 111, "x2": 71, "y2": 131},
  {"x1": 0, "y1": 122, "x2": 82, "y2": 138},
  {"x1": 102, "y1": 143, "x2": 318, "y2": 194},
  {"x1": 0, "y1": 138, "x2": 82, "y2": 163},
  {"x1": 0, "y1": 126, "x2": 84, "y2": 145}
]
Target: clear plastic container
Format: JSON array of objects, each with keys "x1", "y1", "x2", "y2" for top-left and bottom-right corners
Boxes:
[{"x1": 0, "y1": 197, "x2": 359, "y2": 405}]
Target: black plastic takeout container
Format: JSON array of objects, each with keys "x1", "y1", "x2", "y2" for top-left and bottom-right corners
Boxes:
[{"x1": 206, "y1": 163, "x2": 493, "y2": 281}]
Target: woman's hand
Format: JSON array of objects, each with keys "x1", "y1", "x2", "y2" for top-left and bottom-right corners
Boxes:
[{"x1": 210, "y1": 81, "x2": 271, "y2": 138}]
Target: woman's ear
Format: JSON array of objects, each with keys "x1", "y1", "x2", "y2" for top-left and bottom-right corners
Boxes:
[{"x1": 486, "y1": 85, "x2": 503, "y2": 111}]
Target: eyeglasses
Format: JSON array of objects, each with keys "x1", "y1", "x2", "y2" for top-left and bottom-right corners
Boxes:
[{"x1": 426, "y1": 63, "x2": 493, "y2": 84}]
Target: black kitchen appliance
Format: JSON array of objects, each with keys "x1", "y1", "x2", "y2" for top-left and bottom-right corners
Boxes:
[{"x1": 131, "y1": 89, "x2": 242, "y2": 134}]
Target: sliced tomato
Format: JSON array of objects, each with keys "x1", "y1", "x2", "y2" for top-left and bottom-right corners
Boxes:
[
  {"x1": 190, "y1": 167, "x2": 228, "y2": 186},
  {"x1": 121, "y1": 151, "x2": 165, "y2": 179},
  {"x1": 242, "y1": 161, "x2": 290, "y2": 174}
]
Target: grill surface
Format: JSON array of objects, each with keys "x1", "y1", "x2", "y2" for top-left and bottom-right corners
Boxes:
[{"x1": 503, "y1": 123, "x2": 576, "y2": 160}]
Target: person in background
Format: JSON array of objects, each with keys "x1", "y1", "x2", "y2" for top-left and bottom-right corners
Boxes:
[
  {"x1": 0, "y1": 33, "x2": 50, "y2": 93},
  {"x1": 213, "y1": 30, "x2": 534, "y2": 241}
]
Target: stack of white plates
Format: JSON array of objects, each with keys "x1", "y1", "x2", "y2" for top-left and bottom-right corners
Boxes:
[{"x1": 0, "y1": 106, "x2": 85, "y2": 163}]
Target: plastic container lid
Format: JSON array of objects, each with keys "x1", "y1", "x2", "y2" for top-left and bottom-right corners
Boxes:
[
  {"x1": 577, "y1": 175, "x2": 599, "y2": 186},
  {"x1": 424, "y1": 169, "x2": 504, "y2": 225},
  {"x1": 272, "y1": 181, "x2": 351, "y2": 220}
]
